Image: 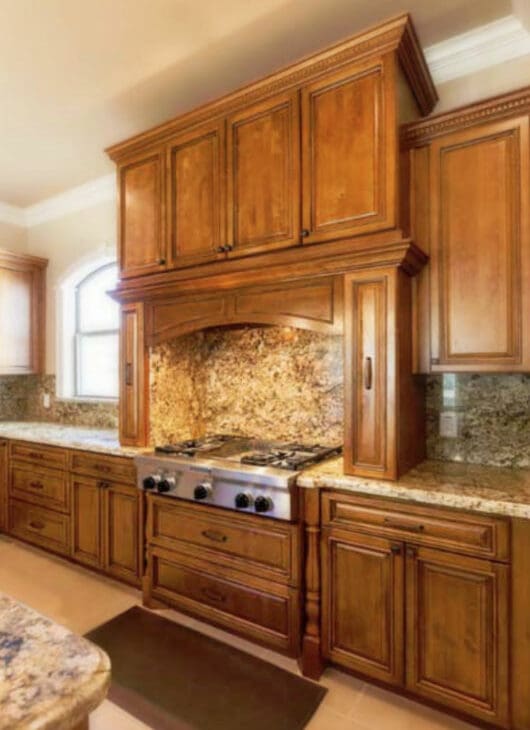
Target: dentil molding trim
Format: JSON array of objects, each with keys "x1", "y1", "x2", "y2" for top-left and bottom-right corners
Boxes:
[{"x1": 1, "y1": 15, "x2": 529, "y2": 227}]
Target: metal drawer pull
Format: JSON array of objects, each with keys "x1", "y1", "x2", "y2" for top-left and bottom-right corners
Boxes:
[
  {"x1": 29, "y1": 520, "x2": 45, "y2": 530},
  {"x1": 390, "y1": 544, "x2": 402, "y2": 555},
  {"x1": 201, "y1": 529, "x2": 228, "y2": 543},
  {"x1": 125, "y1": 362, "x2": 133, "y2": 386},
  {"x1": 29, "y1": 481, "x2": 44, "y2": 489},
  {"x1": 363, "y1": 357, "x2": 373, "y2": 390},
  {"x1": 98, "y1": 481, "x2": 110, "y2": 489},
  {"x1": 28, "y1": 452, "x2": 44, "y2": 459},
  {"x1": 383, "y1": 518, "x2": 425, "y2": 533},
  {"x1": 95, "y1": 464, "x2": 111, "y2": 473},
  {"x1": 201, "y1": 587, "x2": 226, "y2": 603}
]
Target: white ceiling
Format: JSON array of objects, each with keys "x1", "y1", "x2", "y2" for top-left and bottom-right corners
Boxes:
[{"x1": 0, "y1": 0, "x2": 521, "y2": 206}]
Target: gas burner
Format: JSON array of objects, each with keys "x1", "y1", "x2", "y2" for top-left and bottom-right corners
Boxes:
[
  {"x1": 155, "y1": 434, "x2": 235, "y2": 457},
  {"x1": 241, "y1": 444, "x2": 342, "y2": 471}
]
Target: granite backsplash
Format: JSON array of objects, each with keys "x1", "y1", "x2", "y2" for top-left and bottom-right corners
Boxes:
[
  {"x1": 150, "y1": 326, "x2": 344, "y2": 446},
  {"x1": 0, "y1": 374, "x2": 118, "y2": 429}
]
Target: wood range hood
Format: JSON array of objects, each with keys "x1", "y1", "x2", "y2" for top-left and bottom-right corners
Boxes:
[{"x1": 108, "y1": 13, "x2": 437, "y2": 480}]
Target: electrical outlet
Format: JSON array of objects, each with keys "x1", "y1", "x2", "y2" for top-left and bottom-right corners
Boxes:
[
  {"x1": 439, "y1": 411, "x2": 459, "y2": 438},
  {"x1": 42, "y1": 393, "x2": 51, "y2": 409}
]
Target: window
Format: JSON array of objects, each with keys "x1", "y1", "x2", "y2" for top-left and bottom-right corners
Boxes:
[{"x1": 73, "y1": 262, "x2": 119, "y2": 399}]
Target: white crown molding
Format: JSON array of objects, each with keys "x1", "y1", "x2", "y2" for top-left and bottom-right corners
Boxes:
[
  {"x1": 425, "y1": 15, "x2": 530, "y2": 85},
  {"x1": 0, "y1": 174, "x2": 116, "y2": 229}
]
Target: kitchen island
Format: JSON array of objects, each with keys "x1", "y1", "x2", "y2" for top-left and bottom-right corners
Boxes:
[{"x1": 0, "y1": 593, "x2": 110, "y2": 730}]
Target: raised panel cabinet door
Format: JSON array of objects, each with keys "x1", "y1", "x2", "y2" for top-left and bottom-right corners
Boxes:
[
  {"x1": 71, "y1": 476, "x2": 102, "y2": 568},
  {"x1": 119, "y1": 303, "x2": 149, "y2": 446},
  {"x1": 322, "y1": 528, "x2": 405, "y2": 685},
  {"x1": 406, "y1": 546, "x2": 510, "y2": 728},
  {"x1": 167, "y1": 121, "x2": 226, "y2": 267},
  {"x1": 119, "y1": 148, "x2": 166, "y2": 278},
  {"x1": 102, "y1": 483, "x2": 140, "y2": 585},
  {"x1": 301, "y1": 56, "x2": 395, "y2": 243},
  {"x1": 344, "y1": 269, "x2": 395, "y2": 478},
  {"x1": 0, "y1": 440, "x2": 7, "y2": 531},
  {"x1": 226, "y1": 90, "x2": 301, "y2": 256},
  {"x1": 430, "y1": 116, "x2": 529, "y2": 369}
]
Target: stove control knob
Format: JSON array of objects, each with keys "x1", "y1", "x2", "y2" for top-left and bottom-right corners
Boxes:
[
  {"x1": 143, "y1": 475, "x2": 160, "y2": 490},
  {"x1": 254, "y1": 496, "x2": 273, "y2": 513},
  {"x1": 194, "y1": 482, "x2": 212, "y2": 500},
  {"x1": 235, "y1": 492, "x2": 252, "y2": 509},
  {"x1": 157, "y1": 477, "x2": 175, "y2": 493}
]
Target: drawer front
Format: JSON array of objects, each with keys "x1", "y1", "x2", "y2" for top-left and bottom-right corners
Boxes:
[
  {"x1": 322, "y1": 492, "x2": 510, "y2": 561},
  {"x1": 10, "y1": 465, "x2": 69, "y2": 513},
  {"x1": 70, "y1": 450, "x2": 136, "y2": 482},
  {"x1": 9, "y1": 499, "x2": 70, "y2": 555},
  {"x1": 10, "y1": 441, "x2": 68, "y2": 471},
  {"x1": 149, "y1": 547, "x2": 300, "y2": 654},
  {"x1": 149, "y1": 498, "x2": 299, "y2": 584}
]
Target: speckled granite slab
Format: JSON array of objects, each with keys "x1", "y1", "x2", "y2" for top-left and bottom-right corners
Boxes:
[
  {"x1": 298, "y1": 458, "x2": 530, "y2": 519},
  {"x1": 0, "y1": 594, "x2": 110, "y2": 730},
  {"x1": 0, "y1": 422, "x2": 147, "y2": 457}
]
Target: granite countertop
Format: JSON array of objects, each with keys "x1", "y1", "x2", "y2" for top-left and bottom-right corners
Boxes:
[
  {"x1": 298, "y1": 457, "x2": 530, "y2": 519},
  {"x1": 0, "y1": 422, "x2": 148, "y2": 458},
  {"x1": 0, "y1": 593, "x2": 110, "y2": 730}
]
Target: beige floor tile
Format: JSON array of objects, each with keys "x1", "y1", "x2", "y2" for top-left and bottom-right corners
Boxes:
[
  {"x1": 306, "y1": 706, "x2": 366, "y2": 730},
  {"x1": 319, "y1": 667, "x2": 366, "y2": 716},
  {"x1": 90, "y1": 699, "x2": 152, "y2": 730}
]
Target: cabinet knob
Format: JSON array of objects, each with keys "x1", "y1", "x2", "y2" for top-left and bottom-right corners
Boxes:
[
  {"x1": 406, "y1": 546, "x2": 418, "y2": 559},
  {"x1": 158, "y1": 258, "x2": 166, "y2": 266},
  {"x1": 301, "y1": 229, "x2": 310, "y2": 238},
  {"x1": 217, "y1": 246, "x2": 225, "y2": 254},
  {"x1": 390, "y1": 544, "x2": 402, "y2": 556}
]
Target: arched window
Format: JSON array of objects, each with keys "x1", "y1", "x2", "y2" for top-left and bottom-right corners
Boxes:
[{"x1": 74, "y1": 262, "x2": 119, "y2": 398}]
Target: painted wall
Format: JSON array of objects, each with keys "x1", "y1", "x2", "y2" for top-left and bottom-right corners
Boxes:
[{"x1": 0, "y1": 221, "x2": 27, "y2": 253}]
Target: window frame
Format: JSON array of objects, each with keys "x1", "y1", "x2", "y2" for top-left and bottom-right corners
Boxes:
[{"x1": 73, "y1": 261, "x2": 119, "y2": 401}]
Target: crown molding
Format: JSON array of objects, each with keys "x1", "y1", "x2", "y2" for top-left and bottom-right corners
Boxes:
[
  {"x1": 425, "y1": 15, "x2": 530, "y2": 85},
  {"x1": 0, "y1": 174, "x2": 116, "y2": 229}
]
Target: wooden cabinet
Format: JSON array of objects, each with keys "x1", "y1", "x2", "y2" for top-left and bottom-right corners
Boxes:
[
  {"x1": 406, "y1": 546, "x2": 509, "y2": 728},
  {"x1": 404, "y1": 89, "x2": 530, "y2": 372},
  {"x1": 0, "y1": 250, "x2": 47, "y2": 374},
  {"x1": 301, "y1": 57, "x2": 394, "y2": 243},
  {"x1": 71, "y1": 475, "x2": 141, "y2": 585},
  {"x1": 322, "y1": 528, "x2": 404, "y2": 685},
  {"x1": 321, "y1": 492, "x2": 511, "y2": 728},
  {"x1": 120, "y1": 302, "x2": 149, "y2": 446},
  {"x1": 344, "y1": 267, "x2": 425, "y2": 479},
  {"x1": 0, "y1": 440, "x2": 8, "y2": 532},
  {"x1": 118, "y1": 147, "x2": 166, "y2": 278},
  {"x1": 226, "y1": 91, "x2": 300, "y2": 256},
  {"x1": 167, "y1": 121, "x2": 226, "y2": 268}
]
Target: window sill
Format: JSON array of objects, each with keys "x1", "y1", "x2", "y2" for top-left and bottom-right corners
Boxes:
[{"x1": 55, "y1": 397, "x2": 119, "y2": 406}]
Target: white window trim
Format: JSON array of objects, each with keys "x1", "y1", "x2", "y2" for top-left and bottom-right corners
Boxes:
[{"x1": 56, "y1": 248, "x2": 118, "y2": 402}]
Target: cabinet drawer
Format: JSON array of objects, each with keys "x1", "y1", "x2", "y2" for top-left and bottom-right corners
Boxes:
[
  {"x1": 70, "y1": 451, "x2": 135, "y2": 482},
  {"x1": 322, "y1": 492, "x2": 510, "y2": 561},
  {"x1": 149, "y1": 546, "x2": 300, "y2": 654},
  {"x1": 9, "y1": 499, "x2": 70, "y2": 556},
  {"x1": 9, "y1": 465, "x2": 69, "y2": 513},
  {"x1": 149, "y1": 497, "x2": 300, "y2": 585},
  {"x1": 10, "y1": 441, "x2": 67, "y2": 471}
]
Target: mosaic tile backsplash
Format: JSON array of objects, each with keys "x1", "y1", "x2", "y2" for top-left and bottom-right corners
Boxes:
[
  {"x1": 0, "y1": 374, "x2": 118, "y2": 428},
  {"x1": 150, "y1": 326, "x2": 344, "y2": 446},
  {"x1": 426, "y1": 374, "x2": 530, "y2": 468}
]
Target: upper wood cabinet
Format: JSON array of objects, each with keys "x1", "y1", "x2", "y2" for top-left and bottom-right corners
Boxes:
[
  {"x1": 167, "y1": 121, "x2": 226, "y2": 268},
  {"x1": 120, "y1": 303, "x2": 149, "y2": 446},
  {"x1": 301, "y1": 57, "x2": 394, "y2": 243},
  {"x1": 108, "y1": 14, "x2": 436, "y2": 281},
  {"x1": 0, "y1": 250, "x2": 47, "y2": 374},
  {"x1": 226, "y1": 91, "x2": 300, "y2": 256},
  {"x1": 119, "y1": 147, "x2": 166, "y2": 278},
  {"x1": 404, "y1": 88, "x2": 530, "y2": 372}
]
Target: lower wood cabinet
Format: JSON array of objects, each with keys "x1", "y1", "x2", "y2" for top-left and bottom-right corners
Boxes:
[
  {"x1": 9, "y1": 499, "x2": 70, "y2": 556},
  {"x1": 71, "y1": 475, "x2": 141, "y2": 586},
  {"x1": 322, "y1": 492, "x2": 511, "y2": 728},
  {"x1": 0, "y1": 439, "x2": 8, "y2": 532}
]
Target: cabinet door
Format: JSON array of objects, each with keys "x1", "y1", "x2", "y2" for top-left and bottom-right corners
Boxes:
[
  {"x1": 71, "y1": 475, "x2": 103, "y2": 568},
  {"x1": 103, "y1": 482, "x2": 141, "y2": 585},
  {"x1": 344, "y1": 269, "x2": 394, "y2": 478},
  {"x1": 322, "y1": 528, "x2": 405, "y2": 685},
  {"x1": 301, "y1": 56, "x2": 395, "y2": 243},
  {"x1": 119, "y1": 148, "x2": 166, "y2": 278},
  {"x1": 0, "y1": 440, "x2": 7, "y2": 532},
  {"x1": 226, "y1": 91, "x2": 301, "y2": 256},
  {"x1": 120, "y1": 303, "x2": 149, "y2": 446},
  {"x1": 430, "y1": 116, "x2": 529, "y2": 370},
  {"x1": 167, "y1": 121, "x2": 226, "y2": 268},
  {"x1": 406, "y1": 546, "x2": 510, "y2": 728}
]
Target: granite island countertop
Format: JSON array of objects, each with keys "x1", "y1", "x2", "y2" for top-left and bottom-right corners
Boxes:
[
  {"x1": 0, "y1": 593, "x2": 110, "y2": 730},
  {"x1": 0, "y1": 422, "x2": 148, "y2": 458},
  {"x1": 298, "y1": 457, "x2": 530, "y2": 519}
]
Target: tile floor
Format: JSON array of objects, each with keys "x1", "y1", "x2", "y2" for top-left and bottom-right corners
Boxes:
[{"x1": 0, "y1": 535, "x2": 478, "y2": 730}]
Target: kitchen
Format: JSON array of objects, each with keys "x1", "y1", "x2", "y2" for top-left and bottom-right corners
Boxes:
[{"x1": 0, "y1": 1, "x2": 529, "y2": 729}]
